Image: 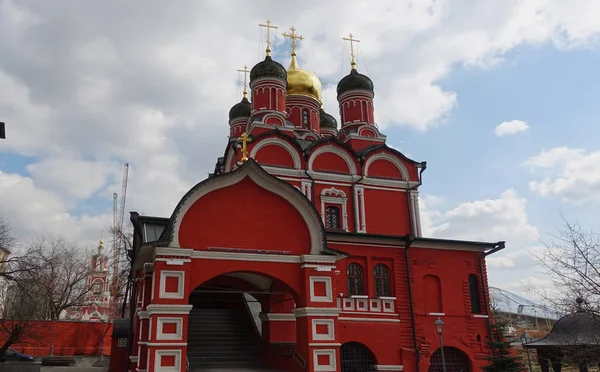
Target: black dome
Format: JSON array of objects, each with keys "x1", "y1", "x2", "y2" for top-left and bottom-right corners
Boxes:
[
  {"x1": 250, "y1": 56, "x2": 287, "y2": 82},
  {"x1": 337, "y1": 69, "x2": 374, "y2": 96},
  {"x1": 228, "y1": 97, "x2": 251, "y2": 120},
  {"x1": 319, "y1": 108, "x2": 337, "y2": 129}
]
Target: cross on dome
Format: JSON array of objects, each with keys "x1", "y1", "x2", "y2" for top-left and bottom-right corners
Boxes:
[
  {"x1": 237, "y1": 65, "x2": 250, "y2": 98},
  {"x1": 343, "y1": 33, "x2": 361, "y2": 70},
  {"x1": 258, "y1": 19, "x2": 278, "y2": 56},
  {"x1": 282, "y1": 26, "x2": 304, "y2": 56}
]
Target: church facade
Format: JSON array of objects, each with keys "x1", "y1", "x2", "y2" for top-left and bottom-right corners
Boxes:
[{"x1": 120, "y1": 26, "x2": 505, "y2": 372}]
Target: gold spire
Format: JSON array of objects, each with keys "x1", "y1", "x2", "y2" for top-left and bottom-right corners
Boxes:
[
  {"x1": 237, "y1": 65, "x2": 250, "y2": 98},
  {"x1": 238, "y1": 132, "x2": 252, "y2": 162},
  {"x1": 258, "y1": 19, "x2": 278, "y2": 57},
  {"x1": 342, "y1": 33, "x2": 360, "y2": 70},
  {"x1": 99, "y1": 230, "x2": 104, "y2": 246},
  {"x1": 282, "y1": 26, "x2": 304, "y2": 57}
]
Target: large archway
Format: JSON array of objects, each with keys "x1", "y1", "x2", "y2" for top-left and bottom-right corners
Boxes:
[
  {"x1": 428, "y1": 347, "x2": 471, "y2": 372},
  {"x1": 186, "y1": 271, "x2": 299, "y2": 370},
  {"x1": 340, "y1": 342, "x2": 378, "y2": 372}
]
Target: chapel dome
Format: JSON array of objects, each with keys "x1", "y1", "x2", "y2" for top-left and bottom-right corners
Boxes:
[
  {"x1": 337, "y1": 68, "x2": 374, "y2": 96},
  {"x1": 228, "y1": 97, "x2": 251, "y2": 120},
  {"x1": 319, "y1": 108, "x2": 337, "y2": 129},
  {"x1": 250, "y1": 56, "x2": 287, "y2": 82},
  {"x1": 286, "y1": 55, "x2": 322, "y2": 102}
]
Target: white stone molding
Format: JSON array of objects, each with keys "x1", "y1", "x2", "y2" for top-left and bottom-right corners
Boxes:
[
  {"x1": 377, "y1": 365, "x2": 404, "y2": 371},
  {"x1": 170, "y1": 160, "x2": 325, "y2": 255},
  {"x1": 308, "y1": 145, "x2": 357, "y2": 175},
  {"x1": 300, "y1": 255, "x2": 339, "y2": 264},
  {"x1": 190, "y1": 250, "x2": 301, "y2": 263},
  {"x1": 313, "y1": 349, "x2": 337, "y2": 372},
  {"x1": 259, "y1": 313, "x2": 296, "y2": 322},
  {"x1": 154, "y1": 350, "x2": 181, "y2": 372},
  {"x1": 159, "y1": 270, "x2": 185, "y2": 299},
  {"x1": 249, "y1": 138, "x2": 302, "y2": 169},
  {"x1": 311, "y1": 319, "x2": 335, "y2": 341},
  {"x1": 364, "y1": 153, "x2": 409, "y2": 180},
  {"x1": 224, "y1": 147, "x2": 236, "y2": 173},
  {"x1": 156, "y1": 317, "x2": 183, "y2": 341},
  {"x1": 412, "y1": 190, "x2": 422, "y2": 237},
  {"x1": 309, "y1": 276, "x2": 333, "y2": 303},
  {"x1": 369, "y1": 299, "x2": 381, "y2": 312},
  {"x1": 352, "y1": 185, "x2": 366, "y2": 233},
  {"x1": 145, "y1": 304, "x2": 193, "y2": 315},
  {"x1": 320, "y1": 187, "x2": 349, "y2": 231},
  {"x1": 292, "y1": 307, "x2": 340, "y2": 318},
  {"x1": 356, "y1": 298, "x2": 368, "y2": 312},
  {"x1": 301, "y1": 180, "x2": 312, "y2": 201},
  {"x1": 338, "y1": 317, "x2": 400, "y2": 323}
]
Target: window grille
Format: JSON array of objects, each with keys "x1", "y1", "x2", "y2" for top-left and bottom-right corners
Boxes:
[
  {"x1": 302, "y1": 110, "x2": 309, "y2": 126},
  {"x1": 468, "y1": 274, "x2": 481, "y2": 314},
  {"x1": 340, "y1": 342, "x2": 377, "y2": 372},
  {"x1": 428, "y1": 347, "x2": 470, "y2": 372},
  {"x1": 374, "y1": 264, "x2": 391, "y2": 297},
  {"x1": 325, "y1": 206, "x2": 340, "y2": 229},
  {"x1": 347, "y1": 263, "x2": 364, "y2": 296}
]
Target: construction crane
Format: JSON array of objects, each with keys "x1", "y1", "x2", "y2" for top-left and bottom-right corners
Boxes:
[{"x1": 111, "y1": 163, "x2": 129, "y2": 299}]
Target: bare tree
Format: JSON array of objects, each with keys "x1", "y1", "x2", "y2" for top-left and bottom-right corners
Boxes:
[
  {"x1": 0, "y1": 214, "x2": 15, "y2": 253},
  {"x1": 530, "y1": 216, "x2": 600, "y2": 314}
]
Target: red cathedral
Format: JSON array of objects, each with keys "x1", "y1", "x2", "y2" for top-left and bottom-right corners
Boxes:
[{"x1": 115, "y1": 25, "x2": 505, "y2": 372}]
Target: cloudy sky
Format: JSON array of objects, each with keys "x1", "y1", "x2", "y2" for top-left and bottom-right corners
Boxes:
[{"x1": 1, "y1": 0, "x2": 600, "y2": 298}]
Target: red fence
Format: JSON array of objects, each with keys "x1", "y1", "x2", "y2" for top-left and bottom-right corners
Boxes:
[{"x1": 0, "y1": 320, "x2": 113, "y2": 357}]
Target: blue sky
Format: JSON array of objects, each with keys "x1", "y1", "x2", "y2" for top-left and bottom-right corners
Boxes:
[{"x1": 1, "y1": 0, "x2": 600, "y2": 300}]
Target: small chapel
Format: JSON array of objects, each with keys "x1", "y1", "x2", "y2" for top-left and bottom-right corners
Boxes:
[{"x1": 114, "y1": 22, "x2": 506, "y2": 372}]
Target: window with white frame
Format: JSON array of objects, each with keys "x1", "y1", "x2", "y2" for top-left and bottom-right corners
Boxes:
[{"x1": 320, "y1": 187, "x2": 349, "y2": 231}]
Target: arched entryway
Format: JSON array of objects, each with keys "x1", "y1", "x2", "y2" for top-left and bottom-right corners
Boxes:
[
  {"x1": 187, "y1": 271, "x2": 299, "y2": 370},
  {"x1": 428, "y1": 347, "x2": 471, "y2": 372},
  {"x1": 340, "y1": 342, "x2": 377, "y2": 372}
]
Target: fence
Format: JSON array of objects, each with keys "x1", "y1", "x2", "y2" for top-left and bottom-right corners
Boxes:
[{"x1": 0, "y1": 320, "x2": 113, "y2": 357}]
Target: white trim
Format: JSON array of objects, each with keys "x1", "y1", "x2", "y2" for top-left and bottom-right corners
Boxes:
[
  {"x1": 155, "y1": 349, "x2": 182, "y2": 372},
  {"x1": 356, "y1": 298, "x2": 368, "y2": 312},
  {"x1": 338, "y1": 317, "x2": 401, "y2": 323},
  {"x1": 308, "y1": 145, "x2": 357, "y2": 175},
  {"x1": 151, "y1": 269, "x2": 156, "y2": 301},
  {"x1": 413, "y1": 190, "x2": 422, "y2": 237},
  {"x1": 379, "y1": 296, "x2": 397, "y2": 300},
  {"x1": 473, "y1": 314, "x2": 489, "y2": 318},
  {"x1": 350, "y1": 295, "x2": 368, "y2": 299},
  {"x1": 359, "y1": 187, "x2": 366, "y2": 232},
  {"x1": 262, "y1": 166, "x2": 305, "y2": 178},
  {"x1": 307, "y1": 170, "x2": 357, "y2": 183},
  {"x1": 364, "y1": 153, "x2": 409, "y2": 180},
  {"x1": 190, "y1": 250, "x2": 301, "y2": 263},
  {"x1": 250, "y1": 138, "x2": 302, "y2": 169},
  {"x1": 293, "y1": 307, "x2": 340, "y2": 317},
  {"x1": 154, "y1": 248, "x2": 193, "y2": 258},
  {"x1": 427, "y1": 312, "x2": 446, "y2": 316},
  {"x1": 129, "y1": 356, "x2": 139, "y2": 362},
  {"x1": 159, "y1": 270, "x2": 185, "y2": 299},
  {"x1": 377, "y1": 365, "x2": 404, "y2": 371},
  {"x1": 340, "y1": 311, "x2": 398, "y2": 317},
  {"x1": 146, "y1": 342, "x2": 187, "y2": 347},
  {"x1": 312, "y1": 319, "x2": 335, "y2": 341},
  {"x1": 313, "y1": 349, "x2": 337, "y2": 372},
  {"x1": 145, "y1": 304, "x2": 193, "y2": 315},
  {"x1": 301, "y1": 264, "x2": 335, "y2": 270},
  {"x1": 259, "y1": 313, "x2": 296, "y2": 322},
  {"x1": 310, "y1": 276, "x2": 333, "y2": 303},
  {"x1": 321, "y1": 187, "x2": 349, "y2": 232},
  {"x1": 171, "y1": 161, "x2": 324, "y2": 255},
  {"x1": 153, "y1": 258, "x2": 191, "y2": 265},
  {"x1": 309, "y1": 343, "x2": 341, "y2": 347},
  {"x1": 301, "y1": 255, "x2": 339, "y2": 264},
  {"x1": 138, "y1": 311, "x2": 149, "y2": 319},
  {"x1": 224, "y1": 146, "x2": 235, "y2": 172},
  {"x1": 156, "y1": 317, "x2": 183, "y2": 341},
  {"x1": 301, "y1": 180, "x2": 312, "y2": 201}
]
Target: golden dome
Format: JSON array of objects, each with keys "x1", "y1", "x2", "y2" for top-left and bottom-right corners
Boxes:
[{"x1": 286, "y1": 54, "x2": 322, "y2": 102}]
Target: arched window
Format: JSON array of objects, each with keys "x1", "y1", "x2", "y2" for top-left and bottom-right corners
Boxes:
[
  {"x1": 341, "y1": 342, "x2": 377, "y2": 372},
  {"x1": 423, "y1": 275, "x2": 442, "y2": 313},
  {"x1": 302, "y1": 109, "x2": 309, "y2": 126},
  {"x1": 428, "y1": 347, "x2": 470, "y2": 372},
  {"x1": 325, "y1": 206, "x2": 340, "y2": 229},
  {"x1": 374, "y1": 264, "x2": 391, "y2": 297},
  {"x1": 468, "y1": 274, "x2": 482, "y2": 314},
  {"x1": 92, "y1": 281, "x2": 102, "y2": 295},
  {"x1": 347, "y1": 263, "x2": 364, "y2": 296}
]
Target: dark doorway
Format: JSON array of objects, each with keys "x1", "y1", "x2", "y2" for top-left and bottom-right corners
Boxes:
[
  {"x1": 340, "y1": 342, "x2": 377, "y2": 372},
  {"x1": 428, "y1": 347, "x2": 471, "y2": 372}
]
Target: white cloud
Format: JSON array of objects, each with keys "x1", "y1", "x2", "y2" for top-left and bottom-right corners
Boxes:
[
  {"x1": 494, "y1": 119, "x2": 529, "y2": 136},
  {"x1": 524, "y1": 147, "x2": 600, "y2": 203}
]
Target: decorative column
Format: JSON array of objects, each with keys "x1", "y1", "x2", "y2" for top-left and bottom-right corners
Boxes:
[{"x1": 293, "y1": 255, "x2": 341, "y2": 372}]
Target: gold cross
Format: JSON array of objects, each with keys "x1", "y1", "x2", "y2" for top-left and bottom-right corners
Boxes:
[
  {"x1": 258, "y1": 19, "x2": 278, "y2": 56},
  {"x1": 237, "y1": 132, "x2": 252, "y2": 162},
  {"x1": 282, "y1": 26, "x2": 304, "y2": 55},
  {"x1": 342, "y1": 33, "x2": 360, "y2": 70},
  {"x1": 237, "y1": 65, "x2": 250, "y2": 98}
]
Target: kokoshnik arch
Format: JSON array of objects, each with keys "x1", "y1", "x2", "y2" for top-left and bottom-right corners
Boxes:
[{"x1": 113, "y1": 22, "x2": 506, "y2": 372}]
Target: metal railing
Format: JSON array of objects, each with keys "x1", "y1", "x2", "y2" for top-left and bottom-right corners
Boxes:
[{"x1": 292, "y1": 348, "x2": 307, "y2": 370}]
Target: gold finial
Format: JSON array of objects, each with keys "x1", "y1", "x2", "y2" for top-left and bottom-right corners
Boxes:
[
  {"x1": 237, "y1": 65, "x2": 250, "y2": 98},
  {"x1": 259, "y1": 19, "x2": 279, "y2": 57},
  {"x1": 99, "y1": 230, "x2": 104, "y2": 246},
  {"x1": 282, "y1": 26, "x2": 304, "y2": 57},
  {"x1": 342, "y1": 33, "x2": 361, "y2": 70},
  {"x1": 237, "y1": 132, "x2": 252, "y2": 162}
]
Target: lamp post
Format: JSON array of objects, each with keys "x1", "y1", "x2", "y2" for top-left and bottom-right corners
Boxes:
[
  {"x1": 435, "y1": 317, "x2": 447, "y2": 372},
  {"x1": 520, "y1": 331, "x2": 533, "y2": 372}
]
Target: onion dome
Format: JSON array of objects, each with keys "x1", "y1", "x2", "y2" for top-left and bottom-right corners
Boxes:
[
  {"x1": 319, "y1": 108, "x2": 337, "y2": 129},
  {"x1": 287, "y1": 54, "x2": 322, "y2": 101},
  {"x1": 228, "y1": 97, "x2": 251, "y2": 120},
  {"x1": 337, "y1": 69, "x2": 374, "y2": 96},
  {"x1": 250, "y1": 56, "x2": 287, "y2": 82}
]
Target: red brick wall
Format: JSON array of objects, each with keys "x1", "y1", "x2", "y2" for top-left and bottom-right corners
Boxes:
[{"x1": 0, "y1": 320, "x2": 112, "y2": 357}]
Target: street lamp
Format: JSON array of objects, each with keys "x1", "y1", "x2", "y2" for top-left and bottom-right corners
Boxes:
[
  {"x1": 520, "y1": 331, "x2": 533, "y2": 372},
  {"x1": 435, "y1": 317, "x2": 447, "y2": 372}
]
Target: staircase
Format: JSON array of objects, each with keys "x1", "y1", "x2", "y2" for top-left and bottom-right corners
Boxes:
[{"x1": 187, "y1": 292, "x2": 264, "y2": 370}]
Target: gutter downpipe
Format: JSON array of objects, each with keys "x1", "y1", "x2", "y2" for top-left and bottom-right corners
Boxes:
[
  {"x1": 404, "y1": 233, "x2": 420, "y2": 372},
  {"x1": 405, "y1": 162, "x2": 426, "y2": 372},
  {"x1": 351, "y1": 156, "x2": 365, "y2": 230},
  {"x1": 480, "y1": 241, "x2": 506, "y2": 355}
]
